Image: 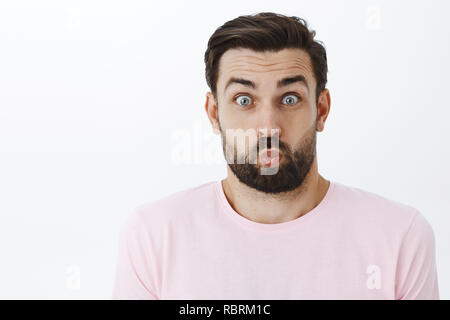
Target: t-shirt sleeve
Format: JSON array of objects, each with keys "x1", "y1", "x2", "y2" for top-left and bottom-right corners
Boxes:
[
  {"x1": 112, "y1": 209, "x2": 159, "y2": 300},
  {"x1": 394, "y1": 210, "x2": 440, "y2": 300}
]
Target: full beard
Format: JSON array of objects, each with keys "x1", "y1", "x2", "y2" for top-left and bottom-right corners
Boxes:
[{"x1": 220, "y1": 125, "x2": 317, "y2": 194}]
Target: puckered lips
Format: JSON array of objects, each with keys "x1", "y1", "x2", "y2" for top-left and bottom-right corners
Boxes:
[{"x1": 258, "y1": 148, "x2": 281, "y2": 167}]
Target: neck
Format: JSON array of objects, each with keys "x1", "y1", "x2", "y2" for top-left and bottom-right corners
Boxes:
[{"x1": 221, "y1": 158, "x2": 330, "y2": 224}]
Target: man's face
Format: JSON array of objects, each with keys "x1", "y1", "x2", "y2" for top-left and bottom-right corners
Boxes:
[{"x1": 214, "y1": 48, "x2": 320, "y2": 194}]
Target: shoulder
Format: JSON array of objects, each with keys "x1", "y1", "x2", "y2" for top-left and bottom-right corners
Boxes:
[
  {"x1": 333, "y1": 181, "x2": 418, "y2": 218},
  {"x1": 123, "y1": 180, "x2": 218, "y2": 234},
  {"x1": 330, "y1": 181, "x2": 431, "y2": 237}
]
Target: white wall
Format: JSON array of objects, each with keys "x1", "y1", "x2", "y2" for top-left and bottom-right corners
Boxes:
[{"x1": 0, "y1": 0, "x2": 448, "y2": 299}]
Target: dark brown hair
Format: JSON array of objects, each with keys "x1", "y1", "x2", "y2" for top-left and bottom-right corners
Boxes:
[{"x1": 204, "y1": 12, "x2": 328, "y2": 103}]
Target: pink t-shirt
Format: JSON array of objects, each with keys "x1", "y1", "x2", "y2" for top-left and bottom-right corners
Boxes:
[{"x1": 112, "y1": 180, "x2": 439, "y2": 299}]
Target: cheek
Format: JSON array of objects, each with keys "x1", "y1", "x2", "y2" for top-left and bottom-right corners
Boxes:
[
  {"x1": 219, "y1": 107, "x2": 246, "y2": 129},
  {"x1": 282, "y1": 110, "x2": 315, "y2": 143},
  {"x1": 285, "y1": 106, "x2": 313, "y2": 126},
  {"x1": 300, "y1": 102, "x2": 316, "y2": 122}
]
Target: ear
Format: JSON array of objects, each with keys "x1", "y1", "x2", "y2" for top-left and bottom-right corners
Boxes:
[
  {"x1": 316, "y1": 89, "x2": 331, "y2": 132},
  {"x1": 205, "y1": 91, "x2": 220, "y2": 135}
]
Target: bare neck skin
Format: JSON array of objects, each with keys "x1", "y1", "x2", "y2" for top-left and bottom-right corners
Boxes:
[{"x1": 221, "y1": 157, "x2": 330, "y2": 224}]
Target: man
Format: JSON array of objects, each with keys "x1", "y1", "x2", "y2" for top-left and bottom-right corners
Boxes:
[{"x1": 112, "y1": 12, "x2": 439, "y2": 299}]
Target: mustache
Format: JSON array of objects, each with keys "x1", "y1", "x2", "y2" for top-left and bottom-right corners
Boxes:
[{"x1": 256, "y1": 136, "x2": 283, "y2": 151}]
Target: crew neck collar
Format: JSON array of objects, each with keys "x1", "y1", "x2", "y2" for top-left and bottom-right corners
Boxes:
[{"x1": 214, "y1": 179, "x2": 336, "y2": 232}]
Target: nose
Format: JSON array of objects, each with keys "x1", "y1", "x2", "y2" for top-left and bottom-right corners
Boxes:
[{"x1": 256, "y1": 102, "x2": 282, "y2": 145}]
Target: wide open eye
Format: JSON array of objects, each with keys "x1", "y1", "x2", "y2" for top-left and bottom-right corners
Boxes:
[
  {"x1": 235, "y1": 95, "x2": 253, "y2": 107},
  {"x1": 282, "y1": 94, "x2": 300, "y2": 106}
]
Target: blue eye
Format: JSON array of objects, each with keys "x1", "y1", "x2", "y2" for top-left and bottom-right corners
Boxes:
[
  {"x1": 234, "y1": 94, "x2": 300, "y2": 107},
  {"x1": 282, "y1": 94, "x2": 299, "y2": 105},
  {"x1": 235, "y1": 95, "x2": 252, "y2": 107}
]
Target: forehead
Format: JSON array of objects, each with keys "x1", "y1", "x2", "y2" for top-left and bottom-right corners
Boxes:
[{"x1": 217, "y1": 48, "x2": 315, "y2": 92}]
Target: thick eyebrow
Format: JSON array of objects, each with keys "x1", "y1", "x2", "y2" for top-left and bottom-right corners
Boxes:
[
  {"x1": 224, "y1": 74, "x2": 309, "y2": 92},
  {"x1": 277, "y1": 74, "x2": 309, "y2": 90},
  {"x1": 224, "y1": 77, "x2": 255, "y2": 91}
]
